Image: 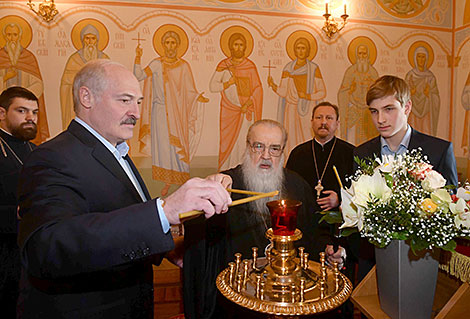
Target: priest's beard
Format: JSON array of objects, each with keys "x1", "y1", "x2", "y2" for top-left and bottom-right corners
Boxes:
[
  {"x1": 9, "y1": 121, "x2": 37, "y2": 141},
  {"x1": 241, "y1": 151, "x2": 284, "y2": 225},
  {"x1": 356, "y1": 57, "x2": 370, "y2": 73},
  {"x1": 83, "y1": 44, "x2": 98, "y2": 61},
  {"x1": 6, "y1": 41, "x2": 21, "y2": 66}
]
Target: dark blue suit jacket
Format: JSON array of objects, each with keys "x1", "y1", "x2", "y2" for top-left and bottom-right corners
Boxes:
[
  {"x1": 17, "y1": 120, "x2": 174, "y2": 318},
  {"x1": 352, "y1": 128, "x2": 458, "y2": 280}
]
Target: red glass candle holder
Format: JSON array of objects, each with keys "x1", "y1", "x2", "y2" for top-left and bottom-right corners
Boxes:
[{"x1": 266, "y1": 199, "x2": 302, "y2": 236}]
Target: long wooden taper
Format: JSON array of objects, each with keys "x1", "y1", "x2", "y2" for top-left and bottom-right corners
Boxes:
[{"x1": 179, "y1": 190, "x2": 279, "y2": 222}]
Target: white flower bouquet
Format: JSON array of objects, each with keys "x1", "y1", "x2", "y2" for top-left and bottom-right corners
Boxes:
[{"x1": 322, "y1": 149, "x2": 470, "y2": 252}]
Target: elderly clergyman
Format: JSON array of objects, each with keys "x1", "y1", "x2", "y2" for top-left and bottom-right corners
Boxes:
[{"x1": 184, "y1": 119, "x2": 331, "y2": 319}]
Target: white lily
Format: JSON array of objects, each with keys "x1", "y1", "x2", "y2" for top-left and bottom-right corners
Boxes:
[
  {"x1": 375, "y1": 155, "x2": 395, "y2": 173},
  {"x1": 456, "y1": 187, "x2": 470, "y2": 202},
  {"x1": 352, "y1": 170, "x2": 392, "y2": 207},
  {"x1": 339, "y1": 188, "x2": 364, "y2": 231},
  {"x1": 450, "y1": 198, "x2": 470, "y2": 228}
]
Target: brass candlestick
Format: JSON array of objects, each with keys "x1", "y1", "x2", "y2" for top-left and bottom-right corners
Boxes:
[{"x1": 216, "y1": 200, "x2": 352, "y2": 317}]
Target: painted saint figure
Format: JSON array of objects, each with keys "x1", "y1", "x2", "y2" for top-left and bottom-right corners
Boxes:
[
  {"x1": 0, "y1": 18, "x2": 48, "y2": 143},
  {"x1": 405, "y1": 43, "x2": 440, "y2": 136},
  {"x1": 210, "y1": 27, "x2": 263, "y2": 170},
  {"x1": 337, "y1": 37, "x2": 379, "y2": 145},
  {"x1": 268, "y1": 32, "x2": 326, "y2": 154},
  {"x1": 60, "y1": 22, "x2": 110, "y2": 129},
  {"x1": 461, "y1": 72, "x2": 470, "y2": 155},
  {"x1": 134, "y1": 25, "x2": 207, "y2": 196}
]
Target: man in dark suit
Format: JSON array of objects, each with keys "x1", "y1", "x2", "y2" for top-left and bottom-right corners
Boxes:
[
  {"x1": 16, "y1": 60, "x2": 232, "y2": 318},
  {"x1": 353, "y1": 75, "x2": 458, "y2": 281},
  {"x1": 0, "y1": 87, "x2": 38, "y2": 318}
]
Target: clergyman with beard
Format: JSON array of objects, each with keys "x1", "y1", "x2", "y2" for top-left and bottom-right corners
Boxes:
[
  {"x1": 184, "y1": 119, "x2": 331, "y2": 319},
  {"x1": 0, "y1": 86, "x2": 38, "y2": 318},
  {"x1": 286, "y1": 102, "x2": 356, "y2": 319}
]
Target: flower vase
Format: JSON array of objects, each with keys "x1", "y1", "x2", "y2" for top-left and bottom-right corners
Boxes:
[{"x1": 375, "y1": 240, "x2": 440, "y2": 319}]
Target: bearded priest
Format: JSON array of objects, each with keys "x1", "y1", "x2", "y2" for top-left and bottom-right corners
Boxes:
[{"x1": 183, "y1": 119, "x2": 331, "y2": 318}]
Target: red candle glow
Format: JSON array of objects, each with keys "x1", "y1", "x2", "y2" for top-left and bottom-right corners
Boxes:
[{"x1": 267, "y1": 199, "x2": 301, "y2": 236}]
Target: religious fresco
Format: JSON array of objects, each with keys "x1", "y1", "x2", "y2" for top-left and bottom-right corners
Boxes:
[
  {"x1": 267, "y1": 30, "x2": 326, "y2": 155},
  {"x1": 1, "y1": 0, "x2": 470, "y2": 184},
  {"x1": 465, "y1": 1, "x2": 470, "y2": 26},
  {"x1": 405, "y1": 41, "x2": 440, "y2": 136},
  {"x1": 461, "y1": 73, "x2": 470, "y2": 156},
  {"x1": 337, "y1": 36, "x2": 379, "y2": 145},
  {"x1": 134, "y1": 24, "x2": 207, "y2": 195},
  {"x1": 0, "y1": 15, "x2": 48, "y2": 144},
  {"x1": 377, "y1": 0, "x2": 430, "y2": 18},
  {"x1": 60, "y1": 19, "x2": 110, "y2": 130},
  {"x1": 210, "y1": 26, "x2": 262, "y2": 171}
]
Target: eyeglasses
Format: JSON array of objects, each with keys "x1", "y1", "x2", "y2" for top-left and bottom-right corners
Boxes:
[{"x1": 248, "y1": 142, "x2": 284, "y2": 157}]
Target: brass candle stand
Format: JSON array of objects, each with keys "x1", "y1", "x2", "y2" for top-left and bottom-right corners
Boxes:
[{"x1": 216, "y1": 228, "x2": 353, "y2": 317}]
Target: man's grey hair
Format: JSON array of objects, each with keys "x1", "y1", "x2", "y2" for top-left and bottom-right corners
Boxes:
[
  {"x1": 246, "y1": 119, "x2": 288, "y2": 148},
  {"x1": 72, "y1": 59, "x2": 122, "y2": 113}
]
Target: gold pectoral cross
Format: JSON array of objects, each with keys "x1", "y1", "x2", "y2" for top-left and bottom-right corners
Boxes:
[{"x1": 315, "y1": 180, "x2": 324, "y2": 199}]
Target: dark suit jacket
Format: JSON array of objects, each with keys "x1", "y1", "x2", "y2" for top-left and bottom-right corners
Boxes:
[
  {"x1": 352, "y1": 128, "x2": 458, "y2": 280},
  {"x1": 17, "y1": 120, "x2": 174, "y2": 318},
  {"x1": 354, "y1": 128, "x2": 458, "y2": 186}
]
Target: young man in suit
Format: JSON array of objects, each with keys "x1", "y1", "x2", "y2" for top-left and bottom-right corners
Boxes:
[
  {"x1": 353, "y1": 74, "x2": 458, "y2": 281},
  {"x1": 16, "y1": 60, "x2": 232, "y2": 318}
]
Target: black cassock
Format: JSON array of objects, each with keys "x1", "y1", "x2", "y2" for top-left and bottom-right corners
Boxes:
[
  {"x1": 0, "y1": 129, "x2": 35, "y2": 318},
  {"x1": 286, "y1": 137, "x2": 355, "y2": 207},
  {"x1": 183, "y1": 165, "x2": 331, "y2": 319}
]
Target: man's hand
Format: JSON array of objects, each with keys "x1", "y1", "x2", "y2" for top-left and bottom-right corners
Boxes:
[
  {"x1": 325, "y1": 244, "x2": 345, "y2": 267},
  {"x1": 205, "y1": 173, "x2": 233, "y2": 189},
  {"x1": 163, "y1": 177, "x2": 232, "y2": 225},
  {"x1": 317, "y1": 190, "x2": 339, "y2": 211}
]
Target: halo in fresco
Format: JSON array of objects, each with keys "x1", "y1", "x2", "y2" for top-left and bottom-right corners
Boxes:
[
  {"x1": 347, "y1": 36, "x2": 377, "y2": 65},
  {"x1": 71, "y1": 19, "x2": 109, "y2": 51},
  {"x1": 153, "y1": 24, "x2": 189, "y2": 58},
  {"x1": 377, "y1": 0, "x2": 430, "y2": 18},
  {"x1": 220, "y1": 25, "x2": 254, "y2": 58},
  {"x1": 407, "y1": 41, "x2": 434, "y2": 69},
  {"x1": 286, "y1": 30, "x2": 317, "y2": 61},
  {"x1": 0, "y1": 15, "x2": 32, "y2": 48}
]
